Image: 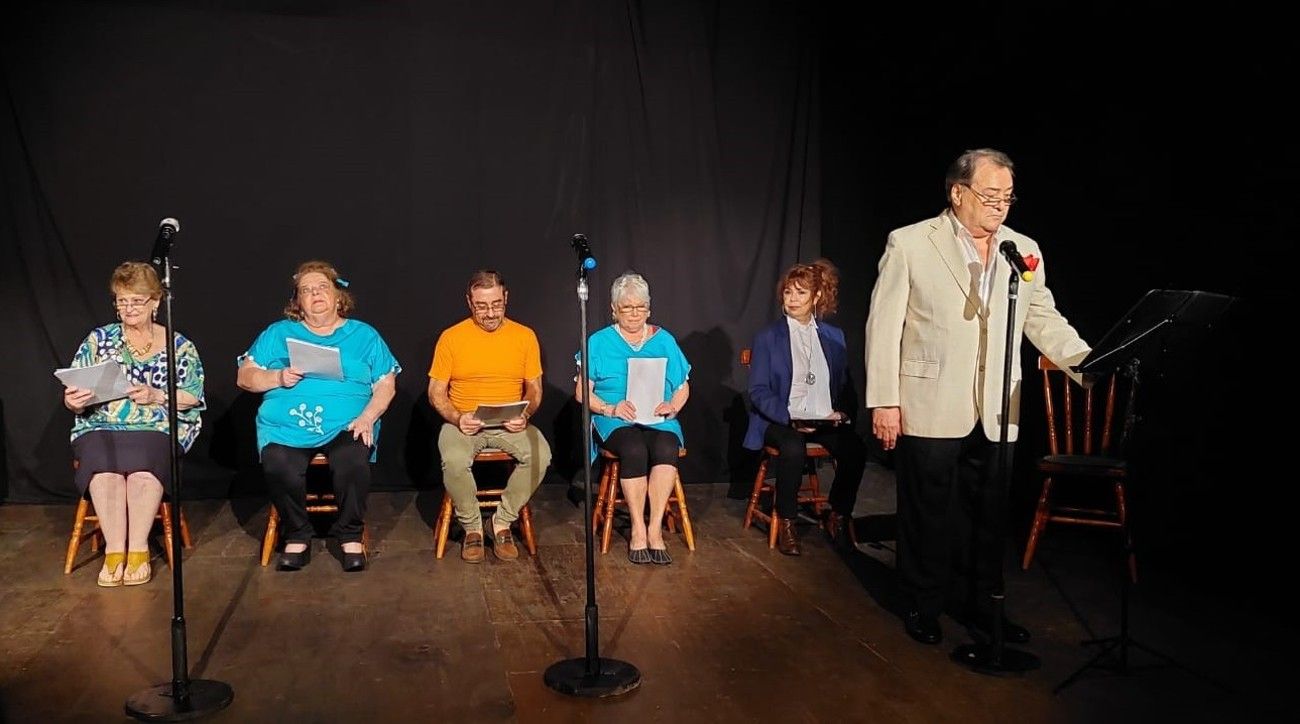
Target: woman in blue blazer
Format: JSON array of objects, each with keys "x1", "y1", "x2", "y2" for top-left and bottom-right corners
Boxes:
[{"x1": 744, "y1": 259, "x2": 866, "y2": 555}]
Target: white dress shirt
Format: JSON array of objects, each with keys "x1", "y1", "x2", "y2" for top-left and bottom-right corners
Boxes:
[{"x1": 786, "y1": 315, "x2": 833, "y2": 419}]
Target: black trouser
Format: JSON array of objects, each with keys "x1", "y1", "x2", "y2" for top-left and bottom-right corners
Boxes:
[
  {"x1": 262, "y1": 432, "x2": 371, "y2": 544},
  {"x1": 895, "y1": 424, "x2": 1010, "y2": 619},
  {"x1": 598, "y1": 426, "x2": 680, "y2": 478},
  {"x1": 762, "y1": 422, "x2": 867, "y2": 519}
]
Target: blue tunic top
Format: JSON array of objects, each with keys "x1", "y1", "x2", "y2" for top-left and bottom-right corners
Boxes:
[
  {"x1": 69, "y1": 323, "x2": 206, "y2": 451},
  {"x1": 580, "y1": 324, "x2": 691, "y2": 460},
  {"x1": 240, "y1": 319, "x2": 400, "y2": 458}
]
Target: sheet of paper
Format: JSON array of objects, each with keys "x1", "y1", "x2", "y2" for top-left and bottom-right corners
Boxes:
[
  {"x1": 54, "y1": 361, "x2": 131, "y2": 404},
  {"x1": 474, "y1": 400, "x2": 528, "y2": 427},
  {"x1": 627, "y1": 357, "x2": 668, "y2": 424},
  {"x1": 286, "y1": 338, "x2": 344, "y2": 380}
]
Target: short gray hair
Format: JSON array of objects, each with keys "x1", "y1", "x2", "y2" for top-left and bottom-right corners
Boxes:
[
  {"x1": 945, "y1": 148, "x2": 1015, "y2": 195},
  {"x1": 610, "y1": 271, "x2": 650, "y2": 308}
]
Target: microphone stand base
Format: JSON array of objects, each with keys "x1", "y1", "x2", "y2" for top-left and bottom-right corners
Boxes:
[
  {"x1": 951, "y1": 644, "x2": 1041, "y2": 676},
  {"x1": 543, "y1": 657, "x2": 641, "y2": 698},
  {"x1": 125, "y1": 679, "x2": 233, "y2": 722}
]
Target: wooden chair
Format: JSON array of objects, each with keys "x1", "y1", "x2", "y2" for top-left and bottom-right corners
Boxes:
[
  {"x1": 739, "y1": 347, "x2": 832, "y2": 548},
  {"x1": 1021, "y1": 355, "x2": 1137, "y2": 582},
  {"x1": 433, "y1": 449, "x2": 538, "y2": 559},
  {"x1": 64, "y1": 464, "x2": 193, "y2": 574},
  {"x1": 592, "y1": 447, "x2": 695, "y2": 554},
  {"x1": 260, "y1": 453, "x2": 371, "y2": 566}
]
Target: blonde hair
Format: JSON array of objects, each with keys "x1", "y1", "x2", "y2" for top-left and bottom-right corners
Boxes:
[
  {"x1": 284, "y1": 260, "x2": 355, "y2": 321},
  {"x1": 110, "y1": 261, "x2": 162, "y2": 300}
]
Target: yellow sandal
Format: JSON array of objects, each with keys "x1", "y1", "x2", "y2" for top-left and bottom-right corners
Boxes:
[
  {"x1": 123, "y1": 551, "x2": 152, "y2": 586},
  {"x1": 97, "y1": 552, "x2": 125, "y2": 587}
]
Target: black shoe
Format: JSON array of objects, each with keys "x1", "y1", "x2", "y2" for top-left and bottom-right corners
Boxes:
[
  {"x1": 341, "y1": 551, "x2": 367, "y2": 572},
  {"x1": 277, "y1": 542, "x2": 311, "y2": 571},
  {"x1": 648, "y1": 547, "x2": 673, "y2": 565},
  {"x1": 967, "y1": 614, "x2": 1030, "y2": 644},
  {"x1": 904, "y1": 610, "x2": 942, "y2": 645}
]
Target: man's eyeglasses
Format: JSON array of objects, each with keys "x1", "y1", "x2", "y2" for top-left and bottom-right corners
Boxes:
[
  {"x1": 471, "y1": 301, "x2": 505, "y2": 313},
  {"x1": 961, "y1": 184, "x2": 1017, "y2": 207},
  {"x1": 617, "y1": 304, "x2": 649, "y2": 316},
  {"x1": 114, "y1": 298, "x2": 152, "y2": 310}
]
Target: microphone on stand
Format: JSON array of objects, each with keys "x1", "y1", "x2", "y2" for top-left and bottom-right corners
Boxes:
[
  {"x1": 571, "y1": 234, "x2": 597, "y2": 270},
  {"x1": 150, "y1": 218, "x2": 181, "y2": 269},
  {"x1": 999, "y1": 239, "x2": 1034, "y2": 282}
]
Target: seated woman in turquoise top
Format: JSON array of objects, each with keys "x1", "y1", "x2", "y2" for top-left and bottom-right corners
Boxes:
[
  {"x1": 575, "y1": 272, "x2": 690, "y2": 565},
  {"x1": 62, "y1": 261, "x2": 205, "y2": 588},
  {"x1": 237, "y1": 261, "x2": 399, "y2": 573}
]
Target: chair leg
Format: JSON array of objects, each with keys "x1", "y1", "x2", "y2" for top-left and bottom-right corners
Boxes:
[
  {"x1": 179, "y1": 509, "x2": 193, "y2": 549},
  {"x1": 65, "y1": 498, "x2": 91, "y2": 574},
  {"x1": 743, "y1": 456, "x2": 769, "y2": 529},
  {"x1": 1115, "y1": 481, "x2": 1136, "y2": 583},
  {"x1": 362, "y1": 524, "x2": 371, "y2": 555},
  {"x1": 160, "y1": 502, "x2": 176, "y2": 569},
  {"x1": 520, "y1": 504, "x2": 538, "y2": 555},
  {"x1": 806, "y1": 467, "x2": 825, "y2": 516},
  {"x1": 768, "y1": 510, "x2": 779, "y2": 549},
  {"x1": 1021, "y1": 477, "x2": 1054, "y2": 570},
  {"x1": 260, "y1": 506, "x2": 279, "y2": 567},
  {"x1": 672, "y1": 475, "x2": 695, "y2": 551},
  {"x1": 434, "y1": 494, "x2": 453, "y2": 559},
  {"x1": 592, "y1": 462, "x2": 612, "y2": 532},
  {"x1": 600, "y1": 462, "x2": 620, "y2": 554}
]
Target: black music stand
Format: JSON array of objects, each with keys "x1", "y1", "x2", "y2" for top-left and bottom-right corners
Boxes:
[{"x1": 1055, "y1": 289, "x2": 1236, "y2": 693}]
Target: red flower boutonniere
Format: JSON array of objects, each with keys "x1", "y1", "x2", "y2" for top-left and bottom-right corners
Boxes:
[{"x1": 1023, "y1": 254, "x2": 1040, "y2": 272}]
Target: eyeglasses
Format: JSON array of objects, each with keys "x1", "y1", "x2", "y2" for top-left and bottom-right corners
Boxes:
[
  {"x1": 471, "y1": 301, "x2": 505, "y2": 313},
  {"x1": 961, "y1": 184, "x2": 1017, "y2": 207},
  {"x1": 297, "y1": 283, "x2": 333, "y2": 297},
  {"x1": 617, "y1": 304, "x2": 649, "y2": 316},
  {"x1": 114, "y1": 298, "x2": 153, "y2": 310}
]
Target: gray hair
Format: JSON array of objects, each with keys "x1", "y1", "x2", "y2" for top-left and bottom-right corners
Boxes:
[
  {"x1": 610, "y1": 271, "x2": 651, "y2": 308},
  {"x1": 944, "y1": 148, "x2": 1015, "y2": 195}
]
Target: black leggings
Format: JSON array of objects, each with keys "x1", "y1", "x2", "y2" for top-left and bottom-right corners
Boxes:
[
  {"x1": 262, "y1": 432, "x2": 371, "y2": 543},
  {"x1": 762, "y1": 422, "x2": 866, "y2": 518},
  {"x1": 598, "y1": 426, "x2": 679, "y2": 478}
]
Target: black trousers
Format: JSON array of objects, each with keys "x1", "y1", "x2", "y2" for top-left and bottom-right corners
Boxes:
[
  {"x1": 762, "y1": 422, "x2": 866, "y2": 519},
  {"x1": 598, "y1": 426, "x2": 680, "y2": 479},
  {"x1": 895, "y1": 424, "x2": 1011, "y2": 619},
  {"x1": 262, "y1": 432, "x2": 371, "y2": 544}
]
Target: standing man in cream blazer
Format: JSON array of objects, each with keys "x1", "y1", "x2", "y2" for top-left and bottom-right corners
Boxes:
[{"x1": 865, "y1": 148, "x2": 1090, "y2": 646}]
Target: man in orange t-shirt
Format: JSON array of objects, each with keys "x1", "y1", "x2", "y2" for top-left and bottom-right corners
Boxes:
[{"x1": 428, "y1": 270, "x2": 551, "y2": 563}]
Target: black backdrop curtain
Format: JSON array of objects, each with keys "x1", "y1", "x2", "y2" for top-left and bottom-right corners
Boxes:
[{"x1": 2, "y1": 0, "x2": 819, "y2": 501}]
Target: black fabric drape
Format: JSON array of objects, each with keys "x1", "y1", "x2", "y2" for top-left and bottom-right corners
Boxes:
[{"x1": 1, "y1": 0, "x2": 818, "y2": 501}]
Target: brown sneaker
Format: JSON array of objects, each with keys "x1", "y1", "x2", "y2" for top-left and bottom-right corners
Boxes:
[
  {"x1": 492, "y1": 527, "x2": 520, "y2": 561},
  {"x1": 777, "y1": 519, "x2": 801, "y2": 556},
  {"x1": 461, "y1": 531, "x2": 485, "y2": 563}
]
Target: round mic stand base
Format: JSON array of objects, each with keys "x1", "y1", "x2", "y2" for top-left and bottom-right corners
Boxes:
[
  {"x1": 125, "y1": 680, "x2": 234, "y2": 722},
  {"x1": 951, "y1": 644, "x2": 1041, "y2": 676},
  {"x1": 543, "y1": 657, "x2": 642, "y2": 698}
]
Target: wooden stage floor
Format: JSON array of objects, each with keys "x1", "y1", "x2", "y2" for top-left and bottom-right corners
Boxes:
[{"x1": 0, "y1": 466, "x2": 1289, "y2": 723}]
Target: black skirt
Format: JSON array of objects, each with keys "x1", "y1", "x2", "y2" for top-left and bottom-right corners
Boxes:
[{"x1": 71, "y1": 429, "x2": 175, "y2": 496}]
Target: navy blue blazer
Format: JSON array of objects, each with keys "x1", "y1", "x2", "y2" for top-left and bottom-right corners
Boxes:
[{"x1": 743, "y1": 318, "x2": 857, "y2": 450}]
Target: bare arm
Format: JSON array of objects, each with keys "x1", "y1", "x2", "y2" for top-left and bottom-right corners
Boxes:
[
  {"x1": 237, "y1": 357, "x2": 303, "y2": 392},
  {"x1": 654, "y1": 381, "x2": 690, "y2": 418},
  {"x1": 346, "y1": 373, "x2": 397, "y2": 446},
  {"x1": 429, "y1": 377, "x2": 482, "y2": 435}
]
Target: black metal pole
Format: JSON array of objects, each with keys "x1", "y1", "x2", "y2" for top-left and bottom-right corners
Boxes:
[
  {"x1": 951, "y1": 268, "x2": 1040, "y2": 675},
  {"x1": 543, "y1": 248, "x2": 641, "y2": 697},
  {"x1": 126, "y1": 230, "x2": 232, "y2": 721}
]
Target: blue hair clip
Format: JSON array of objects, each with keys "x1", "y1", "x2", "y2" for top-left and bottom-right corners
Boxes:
[{"x1": 335, "y1": 277, "x2": 350, "y2": 288}]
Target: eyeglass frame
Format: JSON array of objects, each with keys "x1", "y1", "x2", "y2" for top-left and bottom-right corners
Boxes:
[
  {"x1": 960, "y1": 183, "x2": 1017, "y2": 207},
  {"x1": 615, "y1": 304, "x2": 650, "y2": 316},
  {"x1": 470, "y1": 300, "x2": 506, "y2": 313},
  {"x1": 113, "y1": 297, "x2": 155, "y2": 310}
]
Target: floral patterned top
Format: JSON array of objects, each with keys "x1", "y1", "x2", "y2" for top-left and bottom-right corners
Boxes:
[
  {"x1": 68, "y1": 323, "x2": 206, "y2": 451},
  {"x1": 240, "y1": 318, "x2": 400, "y2": 460}
]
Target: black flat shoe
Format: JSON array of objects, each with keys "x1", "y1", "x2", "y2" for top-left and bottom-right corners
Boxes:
[
  {"x1": 277, "y1": 543, "x2": 311, "y2": 571},
  {"x1": 648, "y1": 548, "x2": 672, "y2": 565},
  {"x1": 904, "y1": 610, "x2": 942, "y2": 645},
  {"x1": 341, "y1": 551, "x2": 366, "y2": 573},
  {"x1": 628, "y1": 547, "x2": 652, "y2": 565}
]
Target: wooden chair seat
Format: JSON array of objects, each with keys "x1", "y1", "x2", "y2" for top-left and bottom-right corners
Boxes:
[
  {"x1": 592, "y1": 447, "x2": 695, "y2": 553},
  {"x1": 64, "y1": 497, "x2": 192, "y2": 574},
  {"x1": 260, "y1": 453, "x2": 370, "y2": 566},
  {"x1": 433, "y1": 449, "x2": 538, "y2": 559},
  {"x1": 1022, "y1": 355, "x2": 1137, "y2": 582}
]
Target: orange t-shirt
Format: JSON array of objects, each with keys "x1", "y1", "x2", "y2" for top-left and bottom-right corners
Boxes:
[{"x1": 428, "y1": 318, "x2": 543, "y2": 413}]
